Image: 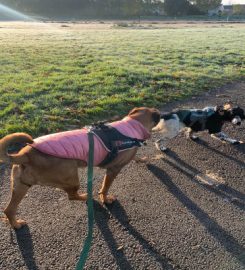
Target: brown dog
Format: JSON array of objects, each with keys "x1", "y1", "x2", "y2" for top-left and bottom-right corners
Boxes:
[{"x1": 0, "y1": 107, "x2": 160, "y2": 229}]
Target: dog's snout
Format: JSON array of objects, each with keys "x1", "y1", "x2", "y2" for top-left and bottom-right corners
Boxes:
[{"x1": 232, "y1": 117, "x2": 242, "y2": 125}]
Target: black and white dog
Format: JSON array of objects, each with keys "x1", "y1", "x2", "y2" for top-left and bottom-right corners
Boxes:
[{"x1": 153, "y1": 104, "x2": 245, "y2": 151}]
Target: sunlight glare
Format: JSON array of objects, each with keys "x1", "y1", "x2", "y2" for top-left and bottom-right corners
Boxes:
[{"x1": 0, "y1": 3, "x2": 34, "y2": 21}]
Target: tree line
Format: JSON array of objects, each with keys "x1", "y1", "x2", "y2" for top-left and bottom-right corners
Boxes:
[{"x1": 2, "y1": 0, "x2": 222, "y2": 18}]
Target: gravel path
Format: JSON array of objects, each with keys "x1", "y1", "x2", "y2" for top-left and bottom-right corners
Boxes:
[{"x1": 1, "y1": 82, "x2": 245, "y2": 270}]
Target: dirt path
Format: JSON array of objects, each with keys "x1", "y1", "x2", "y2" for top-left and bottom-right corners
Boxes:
[{"x1": 1, "y1": 82, "x2": 245, "y2": 270}]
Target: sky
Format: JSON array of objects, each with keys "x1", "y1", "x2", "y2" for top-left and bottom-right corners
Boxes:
[{"x1": 222, "y1": 0, "x2": 245, "y2": 4}]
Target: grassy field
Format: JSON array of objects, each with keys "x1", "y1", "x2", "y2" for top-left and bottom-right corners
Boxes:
[{"x1": 0, "y1": 22, "x2": 244, "y2": 137}]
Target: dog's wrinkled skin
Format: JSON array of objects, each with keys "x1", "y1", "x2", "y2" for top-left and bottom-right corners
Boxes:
[
  {"x1": 153, "y1": 104, "x2": 245, "y2": 152},
  {"x1": 0, "y1": 107, "x2": 160, "y2": 229}
]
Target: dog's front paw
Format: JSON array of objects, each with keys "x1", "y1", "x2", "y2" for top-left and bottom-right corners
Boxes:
[
  {"x1": 13, "y1": 219, "x2": 27, "y2": 230},
  {"x1": 225, "y1": 138, "x2": 242, "y2": 145},
  {"x1": 160, "y1": 146, "x2": 168, "y2": 152},
  {"x1": 2, "y1": 213, "x2": 27, "y2": 229},
  {"x1": 232, "y1": 140, "x2": 241, "y2": 145},
  {"x1": 190, "y1": 135, "x2": 199, "y2": 141},
  {"x1": 99, "y1": 194, "x2": 117, "y2": 205},
  {"x1": 134, "y1": 156, "x2": 148, "y2": 163}
]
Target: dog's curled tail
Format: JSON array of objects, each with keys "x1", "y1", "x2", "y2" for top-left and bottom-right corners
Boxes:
[{"x1": 0, "y1": 133, "x2": 33, "y2": 164}]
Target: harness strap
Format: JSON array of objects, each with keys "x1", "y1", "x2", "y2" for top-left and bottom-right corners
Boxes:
[
  {"x1": 20, "y1": 180, "x2": 32, "y2": 188},
  {"x1": 189, "y1": 111, "x2": 209, "y2": 130},
  {"x1": 76, "y1": 131, "x2": 94, "y2": 270},
  {"x1": 90, "y1": 123, "x2": 145, "y2": 166},
  {"x1": 180, "y1": 108, "x2": 215, "y2": 131}
]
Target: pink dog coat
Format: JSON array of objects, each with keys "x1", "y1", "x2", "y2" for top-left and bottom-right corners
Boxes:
[{"x1": 31, "y1": 117, "x2": 150, "y2": 166}]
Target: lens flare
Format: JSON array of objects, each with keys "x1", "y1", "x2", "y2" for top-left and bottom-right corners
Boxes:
[{"x1": 0, "y1": 3, "x2": 34, "y2": 21}]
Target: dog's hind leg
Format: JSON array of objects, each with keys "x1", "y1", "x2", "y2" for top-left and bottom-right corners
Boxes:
[
  {"x1": 186, "y1": 128, "x2": 198, "y2": 140},
  {"x1": 63, "y1": 171, "x2": 88, "y2": 201},
  {"x1": 4, "y1": 165, "x2": 31, "y2": 229},
  {"x1": 155, "y1": 139, "x2": 168, "y2": 152},
  {"x1": 65, "y1": 186, "x2": 88, "y2": 201}
]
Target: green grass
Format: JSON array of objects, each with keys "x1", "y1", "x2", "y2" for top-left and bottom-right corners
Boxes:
[{"x1": 0, "y1": 22, "x2": 244, "y2": 137}]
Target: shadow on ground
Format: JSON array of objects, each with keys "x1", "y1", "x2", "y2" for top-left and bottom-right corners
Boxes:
[
  {"x1": 196, "y1": 138, "x2": 245, "y2": 168},
  {"x1": 147, "y1": 162, "x2": 245, "y2": 266},
  {"x1": 94, "y1": 201, "x2": 177, "y2": 270},
  {"x1": 161, "y1": 149, "x2": 245, "y2": 211},
  {"x1": 10, "y1": 226, "x2": 38, "y2": 270}
]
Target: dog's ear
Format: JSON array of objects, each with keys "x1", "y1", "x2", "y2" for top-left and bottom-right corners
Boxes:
[
  {"x1": 233, "y1": 107, "x2": 245, "y2": 120},
  {"x1": 216, "y1": 105, "x2": 225, "y2": 115},
  {"x1": 241, "y1": 108, "x2": 245, "y2": 119},
  {"x1": 151, "y1": 110, "x2": 161, "y2": 125},
  {"x1": 239, "y1": 108, "x2": 245, "y2": 120},
  {"x1": 128, "y1": 107, "x2": 140, "y2": 116}
]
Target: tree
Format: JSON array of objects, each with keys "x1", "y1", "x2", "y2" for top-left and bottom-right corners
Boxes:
[
  {"x1": 163, "y1": 0, "x2": 192, "y2": 16},
  {"x1": 192, "y1": 0, "x2": 222, "y2": 13},
  {"x1": 233, "y1": 4, "x2": 245, "y2": 15},
  {"x1": 1, "y1": 0, "x2": 163, "y2": 18},
  {"x1": 122, "y1": 0, "x2": 143, "y2": 18}
]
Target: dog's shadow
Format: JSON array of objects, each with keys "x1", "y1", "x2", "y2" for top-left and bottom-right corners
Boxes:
[
  {"x1": 1, "y1": 166, "x2": 37, "y2": 269},
  {"x1": 161, "y1": 149, "x2": 245, "y2": 211},
  {"x1": 94, "y1": 201, "x2": 174, "y2": 270},
  {"x1": 10, "y1": 225, "x2": 38, "y2": 270},
  {"x1": 0, "y1": 164, "x2": 9, "y2": 186},
  {"x1": 196, "y1": 138, "x2": 245, "y2": 168},
  {"x1": 147, "y1": 163, "x2": 245, "y2": 266},
  {"x1": 234, "y1": 141, "x2": 245, "y2": 155}
]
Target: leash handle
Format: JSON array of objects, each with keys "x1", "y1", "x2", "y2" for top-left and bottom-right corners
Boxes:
[{"x1": 76, "y1": 131, "x2": 94, "y2": 270}]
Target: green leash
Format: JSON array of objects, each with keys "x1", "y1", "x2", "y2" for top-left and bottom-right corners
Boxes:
[{"x1": 76, "y1": 131, "x2": 94, "y2": 270}]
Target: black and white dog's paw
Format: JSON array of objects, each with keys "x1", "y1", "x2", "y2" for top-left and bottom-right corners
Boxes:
[
  {"x1": 211, "y1": 133, "x2": 243, "y2": 145},
  {"x1": 186, "y1": 132, "x2": 199, "y2": 141},
  {"x1": 185, "y1": 129, "x2": 199, "y2": 141},
  {"x1": 222, "y1": 137, "x2": 242, "y2": 145},
  {"x1": 155, "y1": 142, "x2": 168, "y2": 152},
  {"x1": 190, "y1": 135, "x2": 199, "y2": 141},
  {"x1": 231, "y1": 140, "x2": 244, "y2": 145},
  {"x1": 159, "y1": 146, "x2": 168, "y2": 152}
]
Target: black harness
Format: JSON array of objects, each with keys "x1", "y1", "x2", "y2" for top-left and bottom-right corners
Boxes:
[
  {"x1": 89, "y1": 123, "x2": 145, "y2": 166},
  {"x1": 176, "y1": 107, "x2": 216, "y2": 132}
]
